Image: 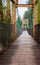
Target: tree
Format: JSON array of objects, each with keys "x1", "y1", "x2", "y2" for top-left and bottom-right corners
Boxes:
[
  {"x1": 2, "y1": 0, "x2": 7, "y2": 23},
  {"x1": 2, "y1": 0, "x2": 11, "y2": 23},
  {"x1": 23, "y1": 11, "x2": 29, "y2": 19},
  {"x1": 0, "y1": 0, "x2": 3, "y2": 22},
  {"x1": 37, "y1": 0, "x2": 40, "y2": 23},
  {"x1": 0, "y1": 0, "x2": 12, "y2": 47},
  {"x1": 6, "y1": 0, "x2": 11, "y2": 23},
  {"x1": 16, "y1": 16, "x2": 22, "y2": 28},
  {"x1": 23, "y1": 7, "x2": 33, "y2": 29},
  {"x1": 27, "y1": 0, "x2": 32, "y2": 4},
  {"x1": 28, "y1": 8, "x2": 33, "y2": 29}
]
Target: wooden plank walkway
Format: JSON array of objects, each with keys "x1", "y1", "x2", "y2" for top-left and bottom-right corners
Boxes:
[{"x1": 0, "y1": 31, "x2": 40, "y2": 65}]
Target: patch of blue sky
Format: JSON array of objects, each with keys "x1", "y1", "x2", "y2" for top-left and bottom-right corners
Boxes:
[
  {"x1": 16, "y1": 7, "x2": 28, "y2": 19},
  {"x1": 18, "y1": 0, "x2": 28, "y2": 4}
]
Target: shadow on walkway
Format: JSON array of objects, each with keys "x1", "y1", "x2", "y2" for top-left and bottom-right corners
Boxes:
[
  {"x1": 0, "y1": 45, "x2": 18, "y2": 65},
  {"x1": 32, "y1": 45, "x2": 40, "y2": 65},
  {"x1": 0, "y1": 31, "x2": 40, "y2": 65}
]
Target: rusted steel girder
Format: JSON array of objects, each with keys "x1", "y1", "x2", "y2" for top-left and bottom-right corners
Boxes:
[{"x1": 11, "y1": 0, "x2": 18, "y2": 4}]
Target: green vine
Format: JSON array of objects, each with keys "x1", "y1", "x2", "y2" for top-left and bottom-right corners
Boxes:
[{"x1": 37, "y1": 0, "x2": 40, "y2": 23}]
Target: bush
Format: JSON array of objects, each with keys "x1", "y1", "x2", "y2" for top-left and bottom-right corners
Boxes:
[{"x1": 0, "y1": 22, "x2": 12, "y2": 48}]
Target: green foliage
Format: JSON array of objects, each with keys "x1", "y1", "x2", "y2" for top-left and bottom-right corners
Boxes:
[
  {"x1": 23, "y1": 11, "x2": 29, "y2": 19},
  {"x1": 16, "y1": 16, "x2": 22, "y2": 28},
  {"x1": 0, "y1": 22, "x2": 11, "y2": 47},
  {"x1": 0, "y1": 0, "x2": 12, "y2": 48},
  {"x1": 23, "y1": 8, "x2": 33, "y2": 29},
  {"x1": 35, "y1": 0, "x2": 39, "y2": 4},
  {"x1": 28, "y1": 8, "x2": 33, "y2": 29},
  {"x1": 27, "y1": 0, "x2": 32, "y2": 4},
  {"x1": 0, "y1": 0, "x2": 3, "y2": 22},
  {"x1": 26, "y1": 0, "x2": 32, "y2": 4},
  {"x1": 37, "y1": 0, "x2": 40, "y2": 23}
]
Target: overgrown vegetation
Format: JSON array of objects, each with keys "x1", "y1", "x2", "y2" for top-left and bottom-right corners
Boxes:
[
  {"x1": 16, "y1": 16, "x2": 22, "y2": 29},
  {"x1": 37, "y1": 0, "x2": 40, "y2": 23},
  {"x1": 23, "y1": 8, "x2": 33, "y2": 29},
  {"x1": 0, "y1": 0, "x2": 12, "y2": 51}
]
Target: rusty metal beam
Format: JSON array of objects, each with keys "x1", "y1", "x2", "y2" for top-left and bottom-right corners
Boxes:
[
  {"x1": 16, "y1": 4, "x2": 33, "y2": 8},
  {"x1": 11, "y1": 0, "x2": 18, "y2": 4}
]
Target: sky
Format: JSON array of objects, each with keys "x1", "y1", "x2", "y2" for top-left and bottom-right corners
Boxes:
[
  {"x1": 16, "y1": 7, "x2": 28, "y2": 19},
  {"x1": 18, "y1": 0, "x2": 28, "y2": 4},
  {"x1": 16, "y1": 0, "x2": 28, "y2": 19}
]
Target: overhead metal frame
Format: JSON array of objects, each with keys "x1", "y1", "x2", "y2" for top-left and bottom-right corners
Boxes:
[{"x1": 11, "y1": 0, "x2": 34, "y2": 8}]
